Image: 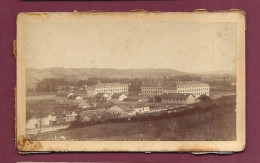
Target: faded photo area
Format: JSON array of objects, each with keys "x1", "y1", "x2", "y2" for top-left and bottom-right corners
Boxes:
[
  {"x1": 12, "y1": 11, "x2": 246, "y2": 152},
  {"x1": 18, "y1": 162, "x2": 142, "y2": 163},
  {"x1": 24, "y1": 15, "x2": 238, "y2": 142},
  {"x1": 18, "y1": 162, "x2": 125, "y2": 163}
]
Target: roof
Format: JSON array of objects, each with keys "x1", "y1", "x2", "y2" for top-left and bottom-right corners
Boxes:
[
  {"x1": 141, "y1": 81, "x2": 208, "y2": 88},
  {"x1": 160, "y1": 93, "x2": 194, "y2": 99},
  {"x1": 163, "y1": 85, "x2": 177, "y2": 90},
  {"x1": 94, "y1": 82, "x2": 128, "y2": 88},
  {"x1": 94, "y1": 93, "x2": 110, "y2": 99},
  {"x1": 109, "y1": 104, "x2": 133, "y2": 112},
  {"x1": 79, "y1": 109, "x2": 105, "y2": 118},
  {"x1": 111, "y1": 93, "x2": 126, "y2": 98},
  {"x1": 123, "y1": 97, "x2": 139, "y2": 102},
  {"x1": 176, "y1": 81, "x2": 209, "y2": 86},
  {"x1": 109, "y1": 103, "x2": 149, "y2": 112},
  {"x1": 75, "y1": 96, "x2": 84, "y2": 100},
  {"x1": 141, "y1": 82, "x2": 165, "y2": 87},
  {"x1": 141, "y1": 82, "x2": 176, "y2": 90},
  {"x1": 78, "y1": 109, "x2": 119, "y2": 121}
]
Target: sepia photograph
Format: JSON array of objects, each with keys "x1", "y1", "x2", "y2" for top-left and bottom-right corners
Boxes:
[
  {"x1": 17, "y1": 162, "x2": 136, "y2": 163},
  {"x1": 17, "y1": 162, "x2": 123, "y2": 163},
  {"x1": 18, "y1": 162, "x2": 124, "y2": 163},
  {"x1": 16, "y1": 11, "x2": 245, "y2": 152}
]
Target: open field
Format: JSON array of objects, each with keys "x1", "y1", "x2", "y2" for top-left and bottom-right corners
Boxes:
[
  {"x1": 29, "y1": 111, "x2": 235, "y2": 141},
  {"x1": 27, "y1": 94, "x2": 56, "y2": 101}
]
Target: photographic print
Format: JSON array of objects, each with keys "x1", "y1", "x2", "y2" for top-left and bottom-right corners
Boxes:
[
  {"x1": 18, "y1": 162, "x2": 123, "y2": 163},
  {"x1": 16, "y1": 11, "x2": 245, "y2": 152}
]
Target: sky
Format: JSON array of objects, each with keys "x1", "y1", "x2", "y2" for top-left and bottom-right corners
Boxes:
[{"x1": 26, "y1": 21, "x2": 237, "y2": 73}]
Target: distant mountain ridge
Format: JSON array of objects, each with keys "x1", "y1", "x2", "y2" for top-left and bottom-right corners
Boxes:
[{"x1": 26, "y1": 67, "x2": 189, "y2": 82}]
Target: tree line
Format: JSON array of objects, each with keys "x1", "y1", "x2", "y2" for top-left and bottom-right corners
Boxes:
[{"x1": 28, "y1": 75, "x2": 205, "y2": 93}]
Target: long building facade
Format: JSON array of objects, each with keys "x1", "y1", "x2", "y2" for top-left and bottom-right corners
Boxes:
[
  {"x1": 161, "y1": 93, "x2": 196, "y2": 105},
  {"x1": 141, "y1": 81, "x2": 210, "y2": 98},
  {"x1": 141, "y1": 83, "x2": 177, "y2": 98},
  {"x1": 87, "y1": 81, "x2": 128, "y2": 97},
  {"x1": 175, "y1": 81, "x2": 210, "y2": 98}
]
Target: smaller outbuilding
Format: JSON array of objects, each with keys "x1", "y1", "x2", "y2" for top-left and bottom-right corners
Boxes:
[
  {"x1": 130, "y1": 103, "x2": 150, "y2": 115},
  {"x1": 160, "y1": 93, "x2": 196, "y2": 105},
  {"x1": 67, "y1": 92, "x2": 75, "y2": 99},
  {"x1": 64, "y1": 111, "x2": 77, "y2": 122},
  {"x1": 78, "y1": 109, "x2": 107, "y2": 122},
  {"x1": 94, "y1": 93, "x2": 112, "y2": 102},
  {"x1": 106, "y1": 104, "x2": 132, "y2": 115},
  {"x1": 111, "y1": 93, "x2": 127, "y2": 102},
  {"x1": 75, "y1": 96, "x2": 84, "y2": 100},
  {"x1": 77, "y1": 101, "x2": 91, "y2": 109},
  {"x1": 106, "y1": 103, "x2": 150, "y2": 116},
  {"x1": 26, "y1": 114, "x2": 57, "y2": 129}
]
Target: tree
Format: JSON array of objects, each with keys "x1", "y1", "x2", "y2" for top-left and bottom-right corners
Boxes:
[{"x1": 198, "y1": 95, "x2": 213, "y2": 104}]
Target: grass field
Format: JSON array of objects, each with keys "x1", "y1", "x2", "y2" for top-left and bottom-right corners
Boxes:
[
  {"x1": 26, "y1": 94, "x2": 56, "y2": 101},
  {"x1": 29, "y1": 107, "x2": 236, "y2": 141}
]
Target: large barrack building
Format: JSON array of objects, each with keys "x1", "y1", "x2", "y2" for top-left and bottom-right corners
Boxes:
[
  {"x1": 176, "y1": 81, "x2": 210, "y2": 98},
  {"x1": 87, "y1": 81, "x2": 128, "y2": 97},
  {"x1": 141, "y1": 83, "x2": 177, "y2": 98},
  {"x1": 141, "y1": 81, "x2": 210, "y2": 98}
]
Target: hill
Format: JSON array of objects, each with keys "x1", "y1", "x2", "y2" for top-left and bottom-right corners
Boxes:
[{"x1": 26, "y1": 67, "x2": 188, "y2": 82}]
